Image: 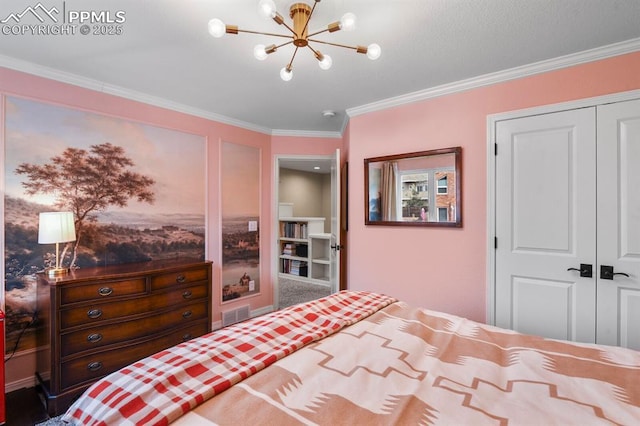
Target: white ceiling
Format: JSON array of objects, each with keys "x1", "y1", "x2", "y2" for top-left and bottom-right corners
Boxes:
[{"x1": 1, "y1": 0, "x2": 639, "y2": 136}]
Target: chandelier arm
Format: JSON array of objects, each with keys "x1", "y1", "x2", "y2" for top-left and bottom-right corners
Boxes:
[
  {"x1": 275, "y1": 39, "x2": 295, "y2": 49},
  {"x1": 287, "y1": 46, "x2": 300, "y2": 68},
  {"x1": 307, "y1": 28, "x2": 336, "y2": 37},
  {"x1": 309, "y1": 19, "x2": 341, "y2": 38},
  {"x1": 236, "y1": 29, "x2": 293, "y2": 39},
  {"x1": 308, "y1": 39, "x2": 360, "y2": 51},
  {"x1": 301, "y1": 1, "x2": 319, "y2": 37},
  {"x1": 279, "y1": 21, "x2": 297, "y2": 36},
  {"x1": 307, "y1": 28, "x2": 330, "y2": 38}
]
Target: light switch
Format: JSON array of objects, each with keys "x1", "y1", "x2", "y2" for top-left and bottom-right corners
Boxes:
[
  {"x1": 249, "y1": 280, "x2": 255, "y2": 291},
  {"x1": 248, "y1": 220, "x2": 258, "y2": 232}
]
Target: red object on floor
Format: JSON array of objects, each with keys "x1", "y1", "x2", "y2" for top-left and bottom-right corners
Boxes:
[{"x1": 0, "y1": 310, "x2": 5, "y2": 425}]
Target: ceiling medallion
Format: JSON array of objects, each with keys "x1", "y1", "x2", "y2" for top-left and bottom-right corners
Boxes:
[{"x1": 208, "y1": 0, "x2": 381, "y2": 81}]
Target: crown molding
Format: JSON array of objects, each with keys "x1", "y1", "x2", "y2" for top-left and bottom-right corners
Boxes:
[
  {"x1": 346, "y1": 37, "x2": 640, "y2": 119},
  {"x1": 0, "y1": 54, "x2": 273, "y2": 136},
  {"x1": 271, "y1": 128, "x2": 342, "y2": 139}
]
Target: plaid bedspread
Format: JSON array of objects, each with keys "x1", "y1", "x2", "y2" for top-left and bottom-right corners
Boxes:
[{"x1": 62, "y1": 290, "x2": 396, "y2": 426}]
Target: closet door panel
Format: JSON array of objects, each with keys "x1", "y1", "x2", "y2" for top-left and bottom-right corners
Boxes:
[
  {"x1": 596, "y1": 99, "x2": 640, "y2": 349},
  {"x1": 495, "y1": 108, "x2": 597, "y2": 343},
  {"x1": 619, "y1": 290, "x2": 640, "y2": 349},
  {"x1": 511, "y1": 277, "x2": 575, "y2": 340}
]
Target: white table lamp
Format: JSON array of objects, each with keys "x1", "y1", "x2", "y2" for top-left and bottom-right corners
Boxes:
[{"x1": 38, "y1": 211, "x2": 76, "y2": 277}]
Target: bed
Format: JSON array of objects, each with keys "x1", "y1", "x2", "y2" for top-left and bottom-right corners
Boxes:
[{"x1": 62, "y1": 291, "x2": 640, "y2": 425}]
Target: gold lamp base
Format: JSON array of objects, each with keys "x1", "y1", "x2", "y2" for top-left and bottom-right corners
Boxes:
[{"x1": 47, "y1": 267, "x2": 70, "y2": 277}]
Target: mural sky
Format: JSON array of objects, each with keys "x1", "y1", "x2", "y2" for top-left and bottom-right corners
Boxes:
[{"x1": 5, "y1": 96, "x2": 205, "y2": 215}]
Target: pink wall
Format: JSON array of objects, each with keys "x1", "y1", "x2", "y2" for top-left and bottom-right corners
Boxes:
[
  {"x1": 347, "y1": 52, "x2": 640, "y2": 323},
  {"x1": 0, "y1": 68, "x2": 344, "y2": 317},
  {"x1": 271, "y1": 135, "x2": 342, "y2": 154},
  {"x1": 0, "y1": 67, "x2": 343, "y2": 388}
]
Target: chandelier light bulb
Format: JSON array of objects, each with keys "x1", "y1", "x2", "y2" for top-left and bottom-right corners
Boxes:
[
  {"x1": 258, "y1": 0, "x2": 277, "y2": 18},
  {"x1": 253, "y1": 44, "x2": 268, "y2": 60},
  {"x1": 318, "y1": 54, "x2": 332, "y2": 70},
  {"x1": 367, "y1": 43, "x2": 381, "y2": 60},
  {"x1": 280, "y1": 67, "x2": 293, "y2": 81},
  {"x1": 207, "y1": 18, "x2": 226, "y2": 38},
  {"x1": 340, "y1": 12, "x2": 356, "y2": 31}
]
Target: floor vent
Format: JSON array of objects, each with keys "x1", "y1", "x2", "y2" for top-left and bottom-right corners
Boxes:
[{"x1": 222, "y1": 305, "x2": 250, "y2": 327}]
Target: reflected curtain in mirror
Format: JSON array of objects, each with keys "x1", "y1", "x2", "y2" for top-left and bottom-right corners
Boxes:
[{"x1": 381, "y1": 161, "x2": 398, "y2": 221}]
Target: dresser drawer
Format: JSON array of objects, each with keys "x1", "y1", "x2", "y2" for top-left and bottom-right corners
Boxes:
[
  {"x1": 60, "y1": 301, "x2": 208, "y2": 357},
  {"x1": 60, "y1": 278, "x2": 146, "y2": 305},
  {"x1": 60, "y1": 283, "x2": 209, "y2": 330},
  {"x1": 60, "y1": 320, "x2": 209, "y2": 390},
  {"x1": 151, "y1": 266, "x2": 209, "y2": 290}
]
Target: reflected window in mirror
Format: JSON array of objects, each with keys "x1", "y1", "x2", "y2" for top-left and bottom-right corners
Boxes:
[{"x1": 365, "y1": 147, "x2": 462, "y2": 227}]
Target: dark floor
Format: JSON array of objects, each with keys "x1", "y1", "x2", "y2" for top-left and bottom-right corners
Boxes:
[{"x1": 6, "y1": 387, "x2": 49, "y2": 426}]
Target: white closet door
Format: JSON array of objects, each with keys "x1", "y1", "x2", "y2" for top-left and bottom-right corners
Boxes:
[
  {"x1": 596, "y1": 99, "x2": 640, "y2": 350},
  {"x1": 495, "y1": 108, "x2": 597, "y2": 343}
]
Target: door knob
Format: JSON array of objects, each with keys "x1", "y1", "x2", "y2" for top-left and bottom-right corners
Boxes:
[
  {"x1": 567, "y1": 263, "x2": 593, "y2": 278},
  {"x1": 600, "y1": 265, "x2": 630, "y2": 280}
]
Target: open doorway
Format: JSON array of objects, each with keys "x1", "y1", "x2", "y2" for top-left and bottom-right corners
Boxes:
[{"x1": 275, "y1": 153, "x2": 340, "y2": 309}]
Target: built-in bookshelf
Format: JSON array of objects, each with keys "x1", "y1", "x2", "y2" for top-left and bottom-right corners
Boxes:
[
  {"x1": 309, "y1": 233, "x2": 331, "y2": 283},
  {"x1": 278, "y1": 217, "x2": 329, "y2": 284}
]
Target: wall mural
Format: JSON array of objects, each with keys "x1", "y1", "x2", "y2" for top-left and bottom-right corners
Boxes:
[
  {"x1": 3, "y1": 96, "x2": 206, "y2": 355},
  {"x1": 221, "y1": 142, "x2": 260, "y2": 302}
]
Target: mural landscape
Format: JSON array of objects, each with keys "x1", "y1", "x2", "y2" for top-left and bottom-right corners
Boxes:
[
  {"x1": 221, "y1": 142, "x2": 261, "y2": 302},
  {"x1": 3, "y1": 97, "x2": 206, "y2": 354}
]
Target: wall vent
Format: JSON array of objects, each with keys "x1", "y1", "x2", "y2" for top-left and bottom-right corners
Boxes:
[{"x1": 222, "y1": 305, "x2": 250, "y2": 327}]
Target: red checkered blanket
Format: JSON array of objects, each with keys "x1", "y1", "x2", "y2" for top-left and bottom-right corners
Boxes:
[{"x1": 62, "y1": 291, "x2": 396, "y2": 426}]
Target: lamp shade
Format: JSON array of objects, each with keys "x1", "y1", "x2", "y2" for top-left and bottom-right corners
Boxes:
[{"x1": 38, "y1": 212, "x2": 76, "y2": 244}]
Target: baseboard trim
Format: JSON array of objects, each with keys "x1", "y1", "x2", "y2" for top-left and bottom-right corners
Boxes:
[
  {"x1": 6, "y1": 375, "x2": 37, "y2": 393},
  {"x1": 251, "y1": 305, "x2": 274, "y2": 318}
]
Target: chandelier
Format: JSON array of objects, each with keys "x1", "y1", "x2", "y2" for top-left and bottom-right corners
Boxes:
[{"x1": 208, "y1": 0, "x2": 381, "y2": 81}]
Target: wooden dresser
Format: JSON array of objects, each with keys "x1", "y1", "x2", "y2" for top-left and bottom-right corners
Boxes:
[{"x1": 35, "y1": 259, "x2": 212, "y2": 416}]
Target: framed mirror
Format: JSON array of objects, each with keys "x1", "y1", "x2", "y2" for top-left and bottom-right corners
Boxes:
[{"x1": 364, "y1": 147, "x2": 462, "y2": 227}]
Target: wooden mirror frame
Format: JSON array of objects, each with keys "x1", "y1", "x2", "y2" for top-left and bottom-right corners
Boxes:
[{"x1": 364, "y1": 147, "x2": 462, "y2": 227}]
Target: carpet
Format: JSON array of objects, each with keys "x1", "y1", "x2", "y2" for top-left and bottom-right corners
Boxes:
[
  {"x1": 278, "y1": 277, "x2": 332, "y2": 309},
  {"x1": 36, "y1": 416, "x2": 65, "y2": 425}
]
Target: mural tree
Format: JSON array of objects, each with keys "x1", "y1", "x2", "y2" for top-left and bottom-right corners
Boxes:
[{"x1": 15, "y1": 142, "x2": 156, "y2": 268}]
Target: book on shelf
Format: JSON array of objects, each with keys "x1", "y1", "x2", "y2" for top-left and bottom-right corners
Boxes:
[
  {"x1": 281, "y1": 222, "x2": 308, "y2": 239},
  {"x1": 281, "y1": 259, "x2": 308, "y2": 277},
  {"x1": 282, "y1": 243, "x2": 294, "y2": 255}
]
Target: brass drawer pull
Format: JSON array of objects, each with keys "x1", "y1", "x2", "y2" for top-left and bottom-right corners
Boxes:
[
  {"x1": 87, "y1": 333, "x2": 103, "y2": 343},
  {"x1": 87, "y1": 361, "x2": 103, "y2": 372},
  {"x1": 182, "y1": 310, "x2": 192, "y2": 319},
  {"x1": 98, "y1": 287, "x2": 113, "y2": 296},
  {"x1": 182, "y1": 333, "x2": 192, "y2": 341},
  {"x1": 182, "y1": 290, "x2": 193, "y2": 299},
  {"x1": 176, "y1": 274, "x2": 186, "y2": 283},
  {"x1": 87, "y1": 309, "x2": 103, "y2": 319}
]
